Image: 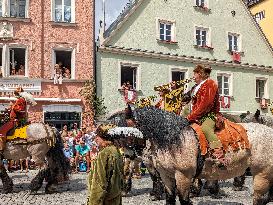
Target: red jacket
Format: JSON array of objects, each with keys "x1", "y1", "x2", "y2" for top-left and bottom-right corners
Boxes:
[
  {"x1": 10, "y1": 97, "x2": 27, "y2": 120},
  {"x1": 187, "y1": 79, "x2": 220, "y2": 122}
]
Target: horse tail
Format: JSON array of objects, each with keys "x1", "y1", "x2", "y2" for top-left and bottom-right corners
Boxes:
[{"x1": 46, "y1": 128, "x2": 71, "y2": 184}]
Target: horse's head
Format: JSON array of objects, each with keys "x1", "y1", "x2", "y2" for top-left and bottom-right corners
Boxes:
[{"x1": 242, "y1": 110, "x2": 263, "y2": 124}]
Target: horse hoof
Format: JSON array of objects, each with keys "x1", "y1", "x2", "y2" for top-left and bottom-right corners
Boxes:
[
  {"x1": 2, "y1": 188, "x2": 13, "y2": 194},
  {"x1": 30, "y1": 190, "x2": 37, "y2": 195},
  {"x1": 150, "y1": 195, "x2": 163, "y2": 201}
]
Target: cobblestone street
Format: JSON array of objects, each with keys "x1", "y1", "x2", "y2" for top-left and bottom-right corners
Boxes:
[{"x1": 0, "y1": 170, "x2": 273, "y2": 205}]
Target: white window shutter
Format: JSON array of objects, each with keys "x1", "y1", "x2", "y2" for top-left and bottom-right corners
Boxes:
[
  {"x1": 25, "y1": 0, "x2": 29, "y2": 18},
  {"x1": 71, "y1": 0, "x2": 75, "y2": 23},
  {"x1": 137, "y1": 66, "x2": 141, "y2": 91},
  {"x1": 71, "y1": 48, "x2": 76, "y2": 79},
  {"x1": 51, "y1": 0, "x2": 54, "y2": 21}
]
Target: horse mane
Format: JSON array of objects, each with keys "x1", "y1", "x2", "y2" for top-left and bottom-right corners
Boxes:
[{"x1": 134, "y1": 107, "x2": 189, "y2": 149}]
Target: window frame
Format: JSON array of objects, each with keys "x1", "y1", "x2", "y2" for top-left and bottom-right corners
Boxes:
[
  {"x1": 51, "y1": 0, "x2": 76, "y2": 23},
  {"x1": 194, "y1": 25, "x2": 211, "y2": 47},
  {"x1": 0, "y1": 44, "x2": 28, "y2": 78},
  {"x1": 216, "y1": 72, "x2": 233, "y2": 97},
  {"x1": 118, "y1": 62, "x2": 141, "y2": 91},
  {"x1": 227, "y1": 32, "x2": 242, "y2": 52},
  {"x1": 255, "y1": 76, "x2": 269, "y2": 99},
  {"x1": 169, "y1": 67, "x2": 189, "y2": 92},
  {"x1": 194, "y1": 0, "x2": 209, "y2": 8},
  {"x1": 52, "y1": 47, "x2": 76, "y2": 80},
  {"x1": 0, "y1": 0, "x2": 29, "y2": 18},
  {"x1": 156, "y1": 18, "x2": 177, "y2": 43}
]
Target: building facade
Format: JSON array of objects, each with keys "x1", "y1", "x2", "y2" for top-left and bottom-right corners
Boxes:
[
  {"x1": 0, "y1": 0, "x2": 95, "y2": 130},
  {"x1": 97, "y1": 0, "x2": 273, "y2": 116},
  {"x1": 246, "y1": 0, "x2": 273, "y2": 47}
]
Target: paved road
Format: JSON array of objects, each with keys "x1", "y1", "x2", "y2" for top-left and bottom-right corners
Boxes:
[{"x1": 0, "y1": 170, "x2": 272, "y2": 205}]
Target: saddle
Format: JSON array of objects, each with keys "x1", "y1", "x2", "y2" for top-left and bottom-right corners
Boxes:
[
  {"x1": 6, "y1": 125, "x2": 28, "y2": 141},
  {"x1": 191, "y1": 119, "x2": 250, "y2": 156}
]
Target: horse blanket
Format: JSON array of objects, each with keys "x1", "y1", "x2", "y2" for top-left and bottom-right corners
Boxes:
[
  {"x1": 191, "y1": 119, "x2": 250, "y2": 155},
  {"x1": 7, "y1": 125, "x2": 28, "y2": 141}
]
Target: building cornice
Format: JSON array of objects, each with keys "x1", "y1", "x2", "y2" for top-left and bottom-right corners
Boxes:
[
  {"x1": 0, "y1": 97, "x2": 81, "y2": 102},
  {"x1": 99, "y1": 45, "x2": 273, "y2": 72}
]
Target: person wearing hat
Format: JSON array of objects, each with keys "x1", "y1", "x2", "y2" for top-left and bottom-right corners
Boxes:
[
  {"x1": 184, "y1": 64, "x2": 226, "y2": 166},
  {"x1": 0, "y1": 87, "x2": 27, "y2": 155},
  {"x1": 87, "y1": 124, "x2": 123, "y2": 205}
]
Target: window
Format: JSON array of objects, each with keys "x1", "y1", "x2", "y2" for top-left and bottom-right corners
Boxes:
[
  {"x1": 217, "y1": 74, "x2": 231, "y2": 96},
  {"x1": 228, "y1": 33, "x2": 240, "y2": 52},
  {"x1": 0, "y1": 0, "x2": 28, "y2": 18},
  {"x1": 53, "y1": 50, "x2": 73, "y2": 79},
  {"x1": 0, "y1": 1, "x2": 2, "y2": 17},
  {"x1": 196, "y1": 0, "x2": 205, "y2": 7},
  {"x1": 53, "y1": 0, "x2": 75, "y2": 23},
  {"x1": 157, "y1": 19, "x2": 176, "y2": 42},
  {"x1": 120, "y1": 64, "x2": 139, "y2": 90},
  {"x1": 10, "y1": 0, "x2": 26, "y2": 18},
  {"x1": 9, "y1": 47, "x2": 26, "y2": 76},
  {"x1": 256, "y1": 79, "x2": 267, "y2": 99},
  {"x1": 172, "y1": 71, "x2": 185, "y2": 82},
  {"x1": 160, "y1": 22, "x2": 172, "y2": 41},
  {"x1": 44, "y1": 112, "x2": 81, "y2": 131},
  {"x1": 195, "y1": 27, "x2": 210, "y2": 47}
]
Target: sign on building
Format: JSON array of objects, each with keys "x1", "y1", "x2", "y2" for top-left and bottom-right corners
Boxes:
[{"x1": 0, "y1": 79, "x2": 42, "y2": 94}]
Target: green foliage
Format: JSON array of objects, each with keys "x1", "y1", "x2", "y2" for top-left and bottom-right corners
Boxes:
[{"x1": 80, "y1": 79, "x2": 107, "y2": 120}]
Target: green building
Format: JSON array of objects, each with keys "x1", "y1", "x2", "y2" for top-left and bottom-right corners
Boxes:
[{"x1": 97, "y1": 0, "x2": 273, "y2": 116}]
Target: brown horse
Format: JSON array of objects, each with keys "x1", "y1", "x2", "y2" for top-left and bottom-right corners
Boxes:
[{"x1": 124, "y1": 106, "x2": 273, "y2": 205}]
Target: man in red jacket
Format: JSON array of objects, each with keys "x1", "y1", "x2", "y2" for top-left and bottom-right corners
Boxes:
[
  {"x1": 0, "y1": 87, "x2": 27, "y2": 154},
  {"x1": 186, "y1": 65, "x2": 226, "y2": 165}
]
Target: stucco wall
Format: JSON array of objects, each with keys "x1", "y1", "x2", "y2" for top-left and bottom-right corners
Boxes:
[
  {"x1": 107, "y1": 0, "x2": 273, "y2": 66},
  {"x1": 97, "y1": 52, "x2": 273, "y2": 114}
]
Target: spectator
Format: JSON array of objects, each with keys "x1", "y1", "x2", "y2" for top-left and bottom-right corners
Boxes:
[
  {"x1": 72, "y1": 122, "x2": 80, "y2": 136},
  {"x1": 87, "y1": 124, "x2": 123, "y2": 205},
  {"x1": 63, "y1": 67, "x2": 71, "y2": 79},
  {"x1": 53, "y1": 64, "x2": 63, "y2": 85},
  {"x1": 20, "y1": 158, "x2": 29, "y2": 173},
  {"x1": 60, "y1": 125, "x2": 68, "y2": 142},
  {"x1": 11, "y1": 67, "x2": 16, "y2": 75},
  {"x1": 17, "y1": 64, "x2": 25, "y2": 75},
  {"x1": 75, "y1": 140, "x2": 90, "y2": 173},
  {"x1": 63, "y1": 143, "x2": 75, "y2": 172}
]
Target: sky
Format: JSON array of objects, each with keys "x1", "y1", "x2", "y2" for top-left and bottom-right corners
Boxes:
[{"x1": 95, "y1": 0, "x2": 129, "y2": 38}]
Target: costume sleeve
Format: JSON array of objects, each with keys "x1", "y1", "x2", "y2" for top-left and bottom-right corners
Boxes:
[
  {"x1": 87, "y1": 151, "x2": 108, "y2": 205},
  {"x1": 187, "y1": 81, "x2": 218, "y2": 122},
  {"x1": 12, "y1": 98, "x2": 26, "y2": 112}
]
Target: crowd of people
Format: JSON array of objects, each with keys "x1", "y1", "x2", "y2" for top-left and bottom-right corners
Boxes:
[
  {"x1": 61, "y1": 123, "x2": 98, "y2": 173},
  {"x1": 53, "y1": 62, "x2": 71, "y2": 84}
]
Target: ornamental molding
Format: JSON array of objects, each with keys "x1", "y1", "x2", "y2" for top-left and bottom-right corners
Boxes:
[
  {"x1": 0, "y1": 22, "x2": 13, "y2": 40},
  {"x1": 99, "y1": 46, "x2": 273, "y2": 72}
]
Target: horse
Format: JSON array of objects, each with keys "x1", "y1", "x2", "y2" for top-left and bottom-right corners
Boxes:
[
  {"x1": 0, "y1": 112, "x2": 70, "y2": 194},
  {"x1": 107, "y1": 111, "x2": 165, "y2": 200},
  {"x1": 123, "y1": 106, "x2": 273, "y2": 205}
]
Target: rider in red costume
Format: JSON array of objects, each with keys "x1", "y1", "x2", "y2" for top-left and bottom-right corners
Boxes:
[{"x1": 0, "y1": 87, "x2": 27, "y2": 155}]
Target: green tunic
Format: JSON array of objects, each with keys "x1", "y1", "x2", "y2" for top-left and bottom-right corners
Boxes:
[{"x1": 87, "y1": 145, "x2": 123, "y2": 205}]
